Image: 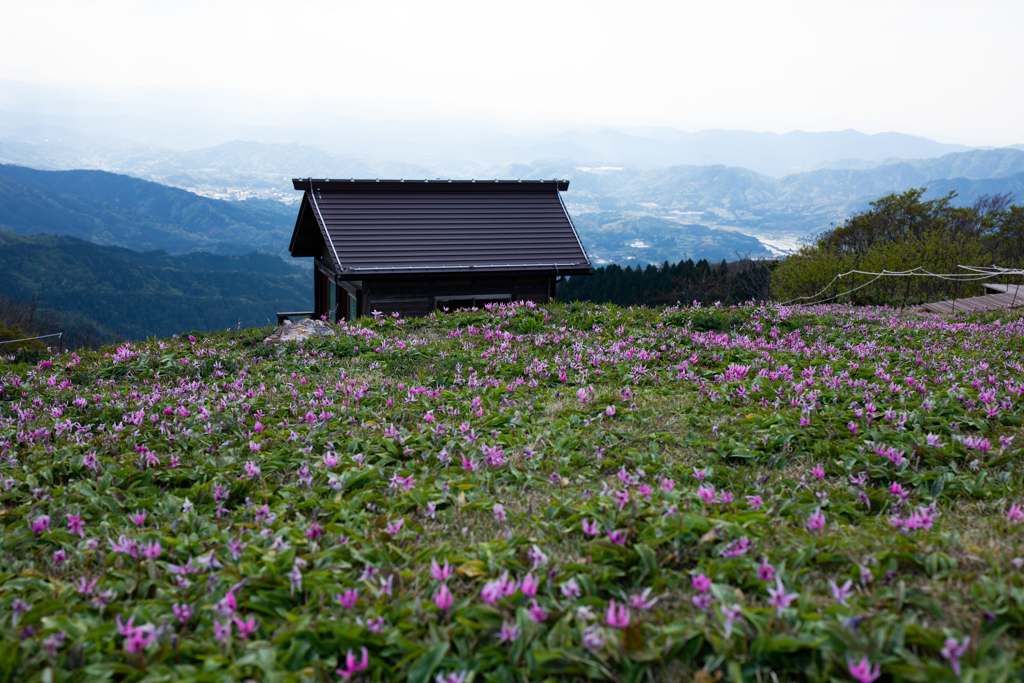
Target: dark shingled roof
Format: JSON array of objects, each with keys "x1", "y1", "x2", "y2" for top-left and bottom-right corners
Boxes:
[{"x1": 288, "y1": 178, "x2": 592, "y2": 277}]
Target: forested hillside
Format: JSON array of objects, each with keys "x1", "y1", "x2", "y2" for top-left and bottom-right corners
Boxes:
[
  {"x1": 0, "y1": 163, "x2": 294, "y2": 255},
  {"x1": 571, "y1": 213, "x2": 769, "y2": 265},
  {"x1": 0, "y1": 231, "x2": 310, "y2": 341}
]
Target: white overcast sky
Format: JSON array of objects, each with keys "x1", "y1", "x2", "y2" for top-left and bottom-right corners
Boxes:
[{"x1": 2, "y1": 0, "x2": 1022, "y2": 145}]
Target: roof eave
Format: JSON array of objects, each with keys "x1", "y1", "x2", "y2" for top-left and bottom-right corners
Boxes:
[{"x1": 335, "y1": 263, "x2": 593, "y2": 280}]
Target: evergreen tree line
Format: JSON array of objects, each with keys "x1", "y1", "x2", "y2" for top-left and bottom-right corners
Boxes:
[{"x1": 558, "y1": 257, "x2": 775, "y2": 307}]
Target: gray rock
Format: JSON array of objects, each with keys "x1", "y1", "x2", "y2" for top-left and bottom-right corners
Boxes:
[{"x1": 264, "y1": 318, "x2": 336, "y2": 344}]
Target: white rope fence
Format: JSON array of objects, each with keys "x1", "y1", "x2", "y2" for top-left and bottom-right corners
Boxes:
[
  {"x1": 0, "y1": 332, "x2": 63, "y2": 345},
  {"x1": 783, "y1": 265, "x2": 1024, "y2": 306}
]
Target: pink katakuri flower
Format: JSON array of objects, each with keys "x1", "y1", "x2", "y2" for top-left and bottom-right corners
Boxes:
[
  {"x1": 435, "y1": 671, "x2": 469, "y2": 683},
  {"x1": 498, "y1": 620, "x2": 520, "y2": 644},
  {"x1": 31, "y1": 515, "x2": 50, "y2": 534},
  {"x1": 941, "y1": 637, "x2": 970, "y2": 677},
  {"x1": 480, "y1": 581, "x2": 503, "y2": 605},
  {"x1": 767, "y1": 578, "x2": 799, "y2": 616},
  {"x1": 607, "y1": 529, "x2": 628, "y2": 544},
  {"x1": 829, "y1": 578, "x2": 854, "y2": 606},
  {"x1": 492, "y1": 503, "x2": 506, "y2": 523},
  {"x1": 433, "y1": 583, "x2": 454, "y2": 612},
  {"x1": 336, "y1": 646, "x2": 369, "y2": 679},
  {"x1": 124, "y1": 625, "x2": 154, "y2": 654},
  {"x1": 336, "y1": 589, "x2": 359, "y2": 609},
  {"x1": 846, "y1": 656, "x2": 881, "y2": 683},
  {"x1": 430, "y1": 558, "x2": 454, "y2": 582},
  {"x1": 721, "y1": 603, "x2": 744, "y2": 637},
  {"x1": 232, "y1": 613, "x2": 260, "y2": 638},
  {"x1": 1007, "y1": 502, "x2": 1024, "y2": 522},
  {"x1": 74, "y1": 576, "x2": 98, "y2": 595},
  {"x1": 527, "y1": 598, "x2": 548, "y2": 622},
  {"x1": 630, "y1": 587, "x2": 658, "y2": 610},
  {"x1": 605, "y1": 599, "x2": 630, "y2": 628},
  {"x1": 697, "y1": 484, "x2": 716, "y2": 504},
  {"x1": 806, "y1": 508, "x2": 826, "y2": 532},
  {"x1": 66, "y1": 514, "x2": 85, "y2": 538}
]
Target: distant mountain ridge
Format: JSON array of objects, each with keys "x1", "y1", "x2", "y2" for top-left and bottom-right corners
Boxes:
[
  {"x1": 0, "y1": 132, "x2": 441, "y2": 201},
  {"x1": 0, "y1": 119, "x2": 989, "y2": 184},
  {"x1": 509, "y1": 148, "x2": 1024, "y2": 205},
  {"x1": 810, "y1": 147, "x2": 1024, "y2": 182},
  {"x1": 542, "y1": 128, "x2": 972, "y2": 176},
  {"x1": 506, "y1": 148, "x2": 1024, "y2": 238}
]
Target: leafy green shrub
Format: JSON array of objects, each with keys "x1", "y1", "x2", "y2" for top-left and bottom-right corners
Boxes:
[
  {"x1": 772, "y1": 188, "x2": 1018, "y2": 305},
  {"x1": 689, "y1": 310, "x2": 740, "y2": 332},
  {"x1": 507, "y1": 313, "x2": 545, "y2": 335}
]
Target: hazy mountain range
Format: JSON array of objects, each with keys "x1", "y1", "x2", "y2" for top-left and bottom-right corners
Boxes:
[
  {"x1": 3, "y1": 145, "x2": 1024, "y2": 265},
  {"x1": 3, "y1": 84, "x2": 1024, "y2": 265},
  {"x1": 2, "y1": 147, "x2": 1023, "y2": 339},
  {"x1": 540, "y1": 148, "x2": 1024, "y2": 247},
  {"x1": 3, "y1": 80, "x2": 1023, "y2": 340},
  {"x1": 3, "y1": 123, "x2": 1015, "y2": 193}
]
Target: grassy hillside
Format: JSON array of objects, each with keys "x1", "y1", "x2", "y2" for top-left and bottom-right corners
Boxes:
[
  {"x1": 0, "y1": 163, "x2": 294, "y2": 255},
  {"x1": 2, "y1": 302, "x2": 1023, "y2": 680},
  {"x1": 0, "y1": 231, "x2": 310, "y2": 340}
]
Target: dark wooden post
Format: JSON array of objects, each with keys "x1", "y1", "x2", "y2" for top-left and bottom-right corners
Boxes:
[
  {"x1": 334, "y1": 282, "x2": 344, "y2": 322},
  {"x1": 313, "y1": 264, "x2": 322, "y2": 318}
]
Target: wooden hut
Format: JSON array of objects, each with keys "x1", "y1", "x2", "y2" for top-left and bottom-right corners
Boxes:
[{"x1": 285, "y1": 178, "x2": 592, "y2": 320}]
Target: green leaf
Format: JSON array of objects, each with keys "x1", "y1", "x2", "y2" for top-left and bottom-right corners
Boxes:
[{"x1": 406, "y1": 641, "x2": 449, "y2": 683}]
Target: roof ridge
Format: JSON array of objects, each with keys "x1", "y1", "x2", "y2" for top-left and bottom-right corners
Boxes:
[{"x1": 292, "y1": 178, "x2": 571, "y2": 191}]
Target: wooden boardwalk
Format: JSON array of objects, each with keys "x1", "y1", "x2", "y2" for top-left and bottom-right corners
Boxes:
[
  {"x1": 923, "y1": 284, "x2": 1024, "y2": 314},
  {"x1": 982, "y1": 283, "x2": 1024, "y2": 296}
]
